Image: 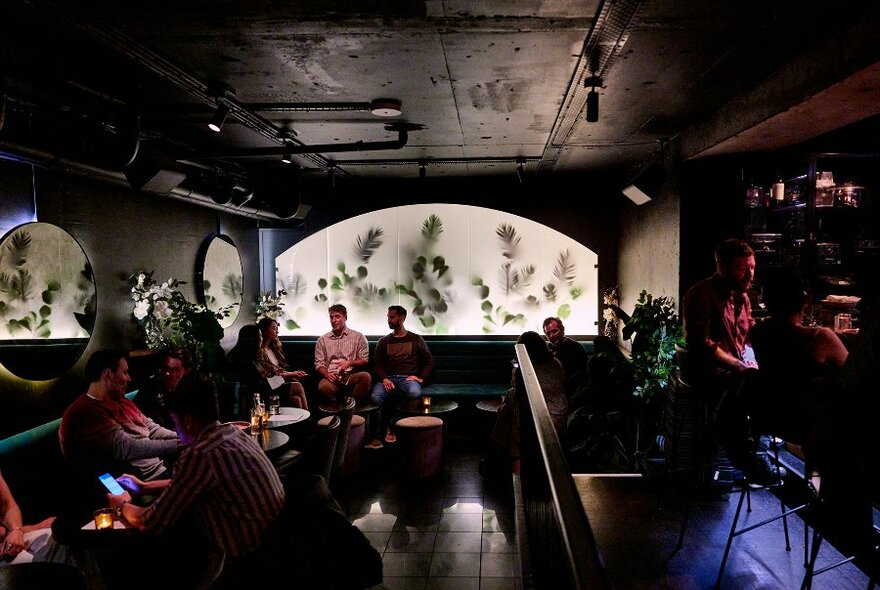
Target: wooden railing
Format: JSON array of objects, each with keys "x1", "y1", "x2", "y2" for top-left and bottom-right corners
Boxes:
[{"x1": 515, "y1": 343, "x2": 611, "y2": 590}]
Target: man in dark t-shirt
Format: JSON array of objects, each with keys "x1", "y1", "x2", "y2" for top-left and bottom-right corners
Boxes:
[{"x1": 366, "y1": 306, "x2": 435, "y2": 448}]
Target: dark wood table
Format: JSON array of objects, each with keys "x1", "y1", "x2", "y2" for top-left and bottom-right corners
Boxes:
[
  {"x1": 247, "y1": 428, "x2": 290, "y2": 456},
  {"x1": 396, "y1": 398, "x2": 459, "y2": 416},
  {"x1": 264, "y1": 407, "x2": 310, "y2": 429}
]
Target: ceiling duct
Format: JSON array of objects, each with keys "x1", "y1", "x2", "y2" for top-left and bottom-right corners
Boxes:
[{"x1": 189, "y1": 124, "x2": 412, "y2": 160}]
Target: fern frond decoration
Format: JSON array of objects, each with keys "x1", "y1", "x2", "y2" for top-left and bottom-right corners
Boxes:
[
  {"x1": 7, "y1": 230, "x2": 32, "y2": 266},
  {"x1": 495, "y1": 223, "x2": 520, "y2": 259},
  {"x1": 353, "y1": 227, "x2": 384, "y2": 263},
  {"x1": 221, "y1": 274, "x2": 243, "y2": 299},
  {"x1": 552, "y1": 249, "x2": 576, "y2": 286},
  {"x1": 421, "y1": 215, "x2": 444, "y2": 241},
  {"x1": 498, "y1": 261, "x2": 517, "y2": 295}
]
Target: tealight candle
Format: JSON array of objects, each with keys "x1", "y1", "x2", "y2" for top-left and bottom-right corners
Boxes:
[{"x1": 93, "y1": 508, "x2": 114, "y2": 530}]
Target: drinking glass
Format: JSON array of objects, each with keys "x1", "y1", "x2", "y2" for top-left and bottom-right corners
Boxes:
[
  {"x1": 93, "y1": 508, "x2": 114, "y2": 530},
  {"x1": 269, "y1": 394, "x2": 281, "y2": 415}
]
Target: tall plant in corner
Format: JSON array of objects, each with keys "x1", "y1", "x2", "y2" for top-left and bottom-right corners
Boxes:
[{"x1": 604, "y1": 289, "x2": 684, "y2": 458}]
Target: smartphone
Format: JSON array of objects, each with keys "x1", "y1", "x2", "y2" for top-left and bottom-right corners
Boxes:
[{"x1": 98, "y1": 472, "x2": 125, "y2": 496}]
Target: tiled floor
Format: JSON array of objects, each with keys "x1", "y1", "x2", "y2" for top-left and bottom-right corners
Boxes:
[
  {"x1": 342, "y1": 426, "x2": 875, "y2": 590},
  {"x1": 346, "y1": 431, "x2": 521, "y2": 590}
]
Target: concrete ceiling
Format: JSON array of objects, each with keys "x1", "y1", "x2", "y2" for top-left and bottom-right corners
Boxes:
[{"x1": 3, "y1": 0, "x2": 880, "y2": 215}]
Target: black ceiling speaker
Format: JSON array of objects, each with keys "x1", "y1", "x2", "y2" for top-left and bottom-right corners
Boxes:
[
  {"x1": 123, "y1": 146, "x2": 186, "y2": 194},
  {"x1": 257, "y1": 167, "x2": 311, "y2": 220}
]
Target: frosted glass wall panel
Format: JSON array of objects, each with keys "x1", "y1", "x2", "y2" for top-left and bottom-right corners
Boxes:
[{"x1": 274, "y1": 204, "x2": 597, "y2": 336}]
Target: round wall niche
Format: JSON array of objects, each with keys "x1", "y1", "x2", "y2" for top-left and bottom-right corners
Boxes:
[{"x1": 0, "y1": 222, "x2": 96, "y2": 380}]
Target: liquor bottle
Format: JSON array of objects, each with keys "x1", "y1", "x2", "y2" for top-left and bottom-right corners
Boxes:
[{"x1": 251, "y1": 393, "x2": 264, "y2": 431}]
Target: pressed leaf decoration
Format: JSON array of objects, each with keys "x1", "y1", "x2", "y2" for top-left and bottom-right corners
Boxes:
[
  {"x1": 552, "y1": 249, "x2": 576, "y2": 286},
  {"x1": 495, "y1": 223, "x2": 520, "y2": 259},
  {"x1": 421, "y1": 214, "x2": 443, "y2": 241}
]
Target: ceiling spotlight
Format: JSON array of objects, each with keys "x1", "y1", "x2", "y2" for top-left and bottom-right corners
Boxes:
[
  {"x1": 584, "y1": 75, "x2": 601, "y2": 123},
  {"x1": 281, "y1": 153, "x2": 293, "y2": 164},
  {"x1": 419, "y1": 162, "x2": 426, "y2": 179},
  {"x1": 515, "y1": 159, "x2": 526, "y2": 184},
  {"x1": 370, "y1": 98, "x2": 402, "y2": 117},
  {"x1": 208, "y1": 103, "x2": 230, "y2": 133}
]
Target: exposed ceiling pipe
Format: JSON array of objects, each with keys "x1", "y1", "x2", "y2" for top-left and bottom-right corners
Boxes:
[
  {"x1": 190, "y1": 127, "x2": 409, "y2": 160},
  {"x1": 0, "y1": 139, "x2": 287, "y2": 222}
]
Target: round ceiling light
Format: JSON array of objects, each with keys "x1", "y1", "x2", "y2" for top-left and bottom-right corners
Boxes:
[{"x1": 370, "y1": 98, "x2": 402, "y2": 117}]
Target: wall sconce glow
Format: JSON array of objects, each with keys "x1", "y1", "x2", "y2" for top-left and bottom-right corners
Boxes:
[{"x1": 274, "y1": 204, "x2": 599, "y2": 336}]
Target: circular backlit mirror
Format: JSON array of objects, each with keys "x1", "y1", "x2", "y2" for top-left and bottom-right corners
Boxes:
[
  {"x1": 0, "y1": 222, "x2": 96, "y2": 380},
  {"x1": 196, "y1": 234, "x2": 242, "y2": 328}
]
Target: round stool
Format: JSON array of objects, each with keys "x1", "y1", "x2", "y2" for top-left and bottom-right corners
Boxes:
[
  {"x1": 343, "y1": 414, "x2": 366, "y2": 475},
  {"x1": 395, "y1": 416, "x2": 444, "y2": 477}
]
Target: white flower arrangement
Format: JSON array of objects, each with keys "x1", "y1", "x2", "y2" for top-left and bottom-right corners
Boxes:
[
  {"x1": 602, "y1": 285, "x2": 621, "y2": 340},
  {"x1": 129, "y1": 270, "x2": 231, "y2": 358},
  {"x1": 255, "y1": 290, "x2": 287, "y2": 321}
]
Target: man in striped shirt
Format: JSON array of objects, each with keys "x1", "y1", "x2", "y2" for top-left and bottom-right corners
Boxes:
[
  {"x1": 314, "y1": 303, "x2": 372, "y2": 402},
  {"x1": 108, "y1": 377, "x2": 285, "y2": 580}
]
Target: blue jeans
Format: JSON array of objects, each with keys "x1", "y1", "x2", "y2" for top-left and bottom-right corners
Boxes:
[{"x1": 371, "y1": 376, "x2": 422, "y2": 436}]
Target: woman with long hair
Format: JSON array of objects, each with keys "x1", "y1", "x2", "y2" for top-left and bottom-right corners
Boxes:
[{"x1": 257, "y1": 318, "x2": 309, "y2": 410}]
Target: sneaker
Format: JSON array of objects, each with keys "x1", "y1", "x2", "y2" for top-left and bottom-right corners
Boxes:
[
  {"x1": 364, "y1": 439, "x2": 383, "y2": 450},
  {"x1": 746, "y1": 452, "x2": 787, "y2": 487}
]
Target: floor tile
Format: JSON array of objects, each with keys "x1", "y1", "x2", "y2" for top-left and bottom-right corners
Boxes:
[
  {"x1": 433, "y1": 531, "x2": 483, "y2": 553},
  {"x1": 392, "y1": 513, "x2": 442, "y2": 532},
  {"x1": 385, "y1": 530, "x2": 437, "y2": 553},
  {"x1": 438, "y1": 512, "x2": 484, "y2": 532},
  {"x1": 442, "y1": 499, "x2": 485, "y2": 513},
  {"x1": 428, "y1": 552, "x2": 482, "y2": 577},
  {"x1": 353, "y1": 512, "x2": 399, "y2": 531},
  {"x1": 479, "y1": 577, "x2": 522, "y2": 590},
  {"x1": 480, "y1": 553, "x2": 519, "y2": 577},
  {"x1": 425, "y1": 577, "x2": 480, "y2": 590},
  {"x1": 382, "y1": 552, "x2": 433, "y2": 577},
  {"x1": 362, "y1": 530, "x2": 391, "y2": 554},
  {"x1": 482, "y1": 511, "x2": 515, "y2": 532},
  {"x1": 369, "y1": 576, "x2": 426, "y2": 590},
  {"x1": 481, "y1": 531, "x2": 517, "y2": 553}
]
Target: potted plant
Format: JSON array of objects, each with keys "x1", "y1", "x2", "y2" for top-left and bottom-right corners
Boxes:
[{"x1": 606, "y1": 289, "x2": 684, "y2": 464}]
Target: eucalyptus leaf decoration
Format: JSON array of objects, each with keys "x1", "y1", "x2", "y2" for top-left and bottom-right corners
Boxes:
[
  {"x1": 399, "y1": 214, "x2": 454, "y2": 334},
  {"x1": 316, "y1": 227, "x2": 389, "y2": 309}
]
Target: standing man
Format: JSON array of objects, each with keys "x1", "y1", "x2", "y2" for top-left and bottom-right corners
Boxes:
[
  {"x1": 133, "y1": 347, "x2": 194, "y2": 430},
  {"x1": 542, "y1": 316, "x2": 588, "y2": 398},
  {"x1": 366, "y1": 306, "x2": 435, "y2": 448},
  {"x1": 682, "y1": 237, "x2": 779, "y2": 484},
  {"x1": 59, "y1": 349, "x2": 179, "y2": 484},
  {"x1": 314, "y1": 304, "x2": 372, "y2": 402}
]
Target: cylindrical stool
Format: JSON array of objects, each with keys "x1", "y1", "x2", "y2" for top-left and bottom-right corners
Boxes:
[
  {"x1": 396, "y1": 416, "x2": 444, "y2": 478},
  {"x1": 343, "y1": 414, "x2": 366, "y2": 475}
]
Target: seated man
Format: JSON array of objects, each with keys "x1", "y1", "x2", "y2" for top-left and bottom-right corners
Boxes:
[
  {"x1": 59, "y1": 349, "x2": 179, "y2": 485},
  {"x1": 133, "y1": 347, "x2": 194, "y2": 430},
  {"x1": 542, "y1": 316, "x2": 588, "y2": 400},
  {"x1": 108, "y1": 377, "x2": 285, "y2": 585},
  {"x1": 314, "y1": 304, "x2": 372, "y2": 403},
  {"x1": 366, "y1": 305, "x2": 435, "y2": 448}
]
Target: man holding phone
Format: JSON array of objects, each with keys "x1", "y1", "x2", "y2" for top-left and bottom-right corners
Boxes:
[{"x1": 107, "y1": 377, "x2": 284, "y2": 585}]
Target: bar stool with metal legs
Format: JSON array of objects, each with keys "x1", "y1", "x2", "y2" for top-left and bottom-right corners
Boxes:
[{"x1": 713, "y1": 420, "x2": 813, "y2": 589}]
